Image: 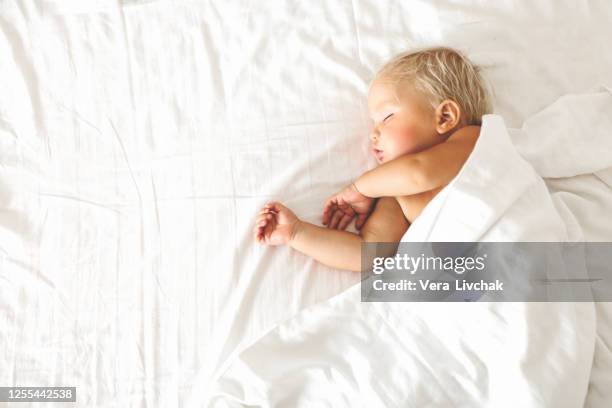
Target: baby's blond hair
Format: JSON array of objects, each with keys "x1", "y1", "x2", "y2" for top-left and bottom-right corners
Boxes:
[{"x1": 374, "y1": 47, "x2": 491, "y2": 125}]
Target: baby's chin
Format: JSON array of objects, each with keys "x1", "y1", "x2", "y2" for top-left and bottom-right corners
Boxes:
[
  {"x1": 372, "y1": 152, "x2": 385, "y2": 164},
  {"x1": 372, "y1": 146, "x2": 423, "y2": 164},
  {"x1": 375, "y1": 154, "x2": 390, "y2": 165}
]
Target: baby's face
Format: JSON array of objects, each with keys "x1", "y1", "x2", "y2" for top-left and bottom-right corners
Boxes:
[{"x1": 367, "y1": 79, "x2": 441, "y2": 164}]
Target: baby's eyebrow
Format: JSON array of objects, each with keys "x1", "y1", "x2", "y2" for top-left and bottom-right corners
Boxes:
[
  {"x1": 375, "y1": 101, "x2": 394, "y2": 110},
  {"x1": 370, "y1": 102, "x2": 395, "y2": 120}
]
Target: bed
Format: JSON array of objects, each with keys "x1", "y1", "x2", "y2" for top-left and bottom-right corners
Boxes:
[{"x1": 1, "y1": 0, "x2": 611, "y2": 406}]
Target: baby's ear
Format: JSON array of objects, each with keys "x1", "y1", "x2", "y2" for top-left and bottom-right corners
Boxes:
[{"x1": 434, "y1": 99, "x2": 462, "y2": 134}]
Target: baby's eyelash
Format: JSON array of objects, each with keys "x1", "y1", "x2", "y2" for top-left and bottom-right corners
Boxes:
[{"x1": 383, "y1": 113, "x2": 394, "y2": 122}]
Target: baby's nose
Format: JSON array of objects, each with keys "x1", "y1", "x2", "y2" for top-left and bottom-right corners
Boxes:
[{"x1": 369, "y1": 130, "x2": 379, "y2": 142}]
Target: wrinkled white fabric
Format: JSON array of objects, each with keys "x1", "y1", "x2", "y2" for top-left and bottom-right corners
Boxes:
[{"x1": 2, "y1": 0, "x2": 612, "y2": 406}]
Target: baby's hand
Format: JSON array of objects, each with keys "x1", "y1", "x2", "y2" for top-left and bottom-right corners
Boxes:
[
  {"x1": 253, "y1": 202, "x2": 301, "y2": 246},
  {"x1": 322, "y1": 182, "x2": 374, "y2": 230}
]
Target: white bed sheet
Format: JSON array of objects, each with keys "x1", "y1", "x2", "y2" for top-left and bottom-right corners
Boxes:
[{"x1": 1, "y1": 0, "x2": 611, "y2": 406}]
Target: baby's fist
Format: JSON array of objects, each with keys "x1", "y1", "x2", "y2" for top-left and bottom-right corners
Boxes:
[{"x1": 253, "y1": 202, "x2": 301, "y2": 246}]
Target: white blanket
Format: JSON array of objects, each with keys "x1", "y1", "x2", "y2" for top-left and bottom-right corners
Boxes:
[
  {"x1": 2, "y1": 1, "x2": 612, "y2": 406},
  {"x1": 208, "y1": 90, "x2": 612, "y2": 407}
]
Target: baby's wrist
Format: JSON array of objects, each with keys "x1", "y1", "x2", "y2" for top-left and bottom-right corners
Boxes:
[
  {"x1": 288, "y1": 218, "x2": 303, "y2": 246},
  {"x1": 352, "y1": 180, "x2": 368, "y2": 198}
]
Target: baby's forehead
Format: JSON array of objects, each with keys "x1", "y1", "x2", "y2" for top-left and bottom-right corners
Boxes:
[
  {"x1": 368, "y1": 79, "x2": 428, "y2": 112},
  {"x1": 367, "y1": 80, "x2": 402, "y2": 110},
  {"x1": 368, "y1": 79, "x2": 393, "y2": 100}
]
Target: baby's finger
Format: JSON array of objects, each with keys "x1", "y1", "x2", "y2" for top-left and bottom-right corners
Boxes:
[
  {"x1": 355, "y1": 213, "x2": 368, "y2": 230},
  {"x1": 260, "y1": 207, "x2": 277, "y2": 216},
  {"x1": 338, "y1": 205, "x2": 353, "y2": 221},
  {"x1": 329, "y1": 210, "x2": 343, "y2": 229},
  {"x1": 324, "y1": 207, "x2": 338, "y2": 228},
  {"x1": 254, "y1": 226, "x2": 264, "y2": 243},
  {"x1": 262, "y1": 203, "x2": 274, "y2": 214},
  {"x1": 266, "y1": 201, "x2": 284, "y2": 213},
  {"x1": 322, "y1": 199, "x2": 336, "y2": 225},
  {"x1": 260, "y1": 218, "x2": 270, "y2": 234},
  {"x1": 338, "y1": 201, "x2": 352, "y2": 213},
  {"x1": 263, "y1": 219, "x2": 276, "y2": 242},
  {"x1": 254, "y1": 224, "x2": 264, "y2": 242},
  {"x1": 338, "y1": 212, "x2": 353, "y2": 231}
]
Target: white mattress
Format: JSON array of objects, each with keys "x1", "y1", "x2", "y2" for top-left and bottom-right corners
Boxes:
[{"x1": 1, "y1": 0, "x2": 611, "y2": 406}]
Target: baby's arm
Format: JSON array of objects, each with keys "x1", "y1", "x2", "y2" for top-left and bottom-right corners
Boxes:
[
  {"x1": 255, "y1": 198, "x2": 408, "y2": 272},
  {"x1": 354, "y1": 125, "x2": 480, "y2": 198},
  {"x1": 292, "y1": 197, "x2": 408, "y2": 271}
]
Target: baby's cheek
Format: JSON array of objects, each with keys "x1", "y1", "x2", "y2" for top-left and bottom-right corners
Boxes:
[{"x1": 396, "y1": 130, "x2": 421, "y2": 154}]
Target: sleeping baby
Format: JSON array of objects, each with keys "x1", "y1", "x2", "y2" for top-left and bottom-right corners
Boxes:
[{"x1": 253, "y1": 47, "x2": 491, "y2": 272}]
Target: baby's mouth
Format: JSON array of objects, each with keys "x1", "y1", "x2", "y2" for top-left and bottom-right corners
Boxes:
[{"x1": 373, "y1": 148, "x2": 384, "y2": 160}]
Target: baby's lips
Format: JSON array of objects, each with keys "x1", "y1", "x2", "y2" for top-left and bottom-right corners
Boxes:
[{"x1": 372, "y1": 148, "x2": 384, "y2": 159}]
